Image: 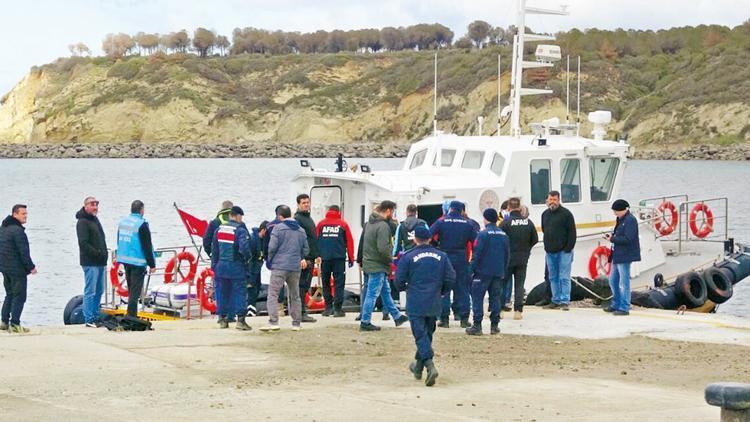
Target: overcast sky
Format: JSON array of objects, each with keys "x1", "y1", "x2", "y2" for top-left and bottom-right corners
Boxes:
[{"x1": 1, "y1": 0, "x2": 748, "y2": 96}]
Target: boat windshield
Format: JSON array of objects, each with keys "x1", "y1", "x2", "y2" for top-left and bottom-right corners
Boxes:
[
  {"x1": 590, "y1": 157, "x2": 619, "y2": 201},
  {"x1": 409, "y1": 149, "x2": 427, "y2": 169}
]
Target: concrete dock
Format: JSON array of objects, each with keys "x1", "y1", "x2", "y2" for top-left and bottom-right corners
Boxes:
[{"x1": 2, "y1": 307, "x2": 749, "y2": 421}]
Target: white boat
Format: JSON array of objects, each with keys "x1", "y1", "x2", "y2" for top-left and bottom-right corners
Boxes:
[{"x1": 291, "y1": 0, "x2": 746, "y2": 310}]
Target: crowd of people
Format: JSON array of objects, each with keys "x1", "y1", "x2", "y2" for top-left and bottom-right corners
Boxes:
[{"x1": 0, "y1": 190, "x2": 642, "y2": 386}]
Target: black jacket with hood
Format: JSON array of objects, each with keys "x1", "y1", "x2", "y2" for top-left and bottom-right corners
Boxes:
[
  {"x1": 0, "y1": 216, "x2": 35, "y2": 277},
  {"x1": 76, "y1": 208, "x2": 108, "y2": 267}
]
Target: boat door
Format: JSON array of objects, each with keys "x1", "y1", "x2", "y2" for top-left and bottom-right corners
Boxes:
[{"x1": 310, "y1": 186, "x2": 342, "y2": 223}]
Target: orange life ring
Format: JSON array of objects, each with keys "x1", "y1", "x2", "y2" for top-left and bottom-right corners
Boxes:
[
  {"x1": 196, "y1": 268, "x2": 217, "y2": 313},
  {"x1": 689, "y1": 203, "x2": 714, "y2": 239},
  {"x1": 588, "y1": 245, "x2": 612, "y2": 279},
  {"x1": 109, "y1": 261, "x2": 130, "y2": 298},
  {"x1": 654, "y1": 201, "x2": 678, "y2": 236},
  {"x1": 164, "y1": 251, "x2": 198, "y2": 283}
]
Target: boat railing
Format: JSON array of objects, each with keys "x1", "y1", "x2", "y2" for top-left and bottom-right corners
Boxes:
[
  {"x1": 677, "y1": 197, "x2": 729, "y2": 254},
  {"x1": 637, "y1": 194, "x2": 689, "y2": 240}
]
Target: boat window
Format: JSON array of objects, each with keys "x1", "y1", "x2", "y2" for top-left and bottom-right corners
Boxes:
[
  {"x1": 590, "y1": 157, "x2": 619, "y2": 201},
  {"x1": 440, "y1": 149, "x2": 456, "y2": 167},
  {"x1": 409, "y1": 149, "x2": 427, "y2": 169},
  {"x1": 560, "y1": 158, "x2": 581, "y2": 203},
  {"x1": 461, "y1": 151, "x2": 484, "y2": 169},
  {"x1": 490, "y1": 153, "x2": 506, "y2": 176},
  {"x1": 530, "y1": 159, "x2": 551, "y2": 205}
]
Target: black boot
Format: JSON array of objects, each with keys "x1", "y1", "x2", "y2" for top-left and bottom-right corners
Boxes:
[
  {"x1": 218, "y1": 317, "x2": 229, "y2": 329},
  {"x1": 424, "y1": 359, "x2": 439, "y2": 387},
  {"x1": 490, "y1": 321, "x2": 500, "y2": 335},
  {"x1": 460, "y1": 317, "x2": 471, "y2": 328},
  {"x1": 333, "y1": 306, "x2": 346, "y2": 318},
  {"x1": 382, "y1": 312, "x2": 390, "y2": 321},
  {"x1": 437, "y1": 318, "x2": 449, "y2": 328},
  {"x1": 409, "y1": 360, "x2": 424, "y2": 380},
  {"x1": 355, "y1": 314, "x2": 362, "y2": 321},
  {"x1": 235, "y1": 316, "x2": 252, "y2": 331},
  {"x1": 322, "y1": 307, "x2": 333, "y2": 317},
  {"x1": 466, "y1": 322, "x2": 482, "y2": 336}
]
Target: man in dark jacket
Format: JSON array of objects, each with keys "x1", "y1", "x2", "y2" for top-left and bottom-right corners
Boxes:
[
  {"x1": 0, "y1": 205, "x2": 37, "y2": 333},
  {"x1": 466, "y1": 209, "x2": 509, "y2": 336},
  {"x1": 392, "y1": 204, "x2": 428, "y2": 256},
  {"x1": 316, "y1": 205, "x2": 354, "y2": 317},
  {"x1": 395, "y1": 225, "x2": 455, "y2": 387},
  {"x1": 263, "y1": 205, "x2": 309, "y2": 332},
  {"x1": 203, "y1": 200, "x2": 233, "y2": 258},
  {"x1": 429, "y1": 200, "x2": 478, "y2": 328},
  {"x1": 76, "y1": 196, "x2": 108, "y2": 327},
  {"x1": 116, "y1": 200, "x2": 156, "y2": 318},
  {"x1": 294, "y1": 194, "x2": 319, "y2": 322},
  {"x1": 500, "y1": 197, "x2": 539, "y2": 319},
  {"x1": 211, "y1": 206, "x2": 252, "y2": 330},
  {"x1": 360, "y1": 200, "x2": 408, "y2": 331},
  {"x1": 246, "y1": 221, "x2": 267, "y2": 316},
  {"x1": 541, "y1": 191, "x2": 577, "y2": 311},
  {"x1": 605, "y1": 199, "x2": 641, "y2": 316}
]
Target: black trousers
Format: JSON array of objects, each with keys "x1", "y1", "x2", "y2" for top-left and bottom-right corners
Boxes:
[
  {"x1": 299, "y1": 261, "x2": 314, "y2": 313},
  {"x1": 124, "y1": 264, "x2": 146, "y2": 317},
  {"x1": 506, "y1": 263, "x2": 529, "y2": 312},
  {"x1": 321, "y1": 259, "x2": 346, "y2": 310},
  {"x1": 247, "y1": 271, "x2": 261, "y2": 310},
  {"x1": 1, "y1": 273, "x2": 27, "y2": 325}
]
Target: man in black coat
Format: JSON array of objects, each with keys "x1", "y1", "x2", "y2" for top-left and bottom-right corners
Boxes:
[
  {"x1": 500, "y1": 197, "x2": 539, "y2": 319},
  {"x1": 76, "y1": 196, "x2": 109, "y2": 327},
  {"x1": 540, "y1": 191, "x2": 577, "y2": 311},
  {"x1": 0, "y1": 204, "x2": 37, "y2": 333},
  {"x1": 294, "y1": 194, "x2": 319, "y2": 323}
]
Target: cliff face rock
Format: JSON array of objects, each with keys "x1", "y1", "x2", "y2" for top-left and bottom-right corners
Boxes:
[{"x1": 1, "y1": 49, "x2": 749, "y2": 152}]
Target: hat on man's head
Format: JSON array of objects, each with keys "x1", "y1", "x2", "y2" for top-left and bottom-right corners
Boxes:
[
  {"x1": 449, "y1": 200, "x2": 464, "y2": 211},
  {"x1": 230, "y1": 206, "x2": 244, "y2": 216},
  {"x1": 483, "y1": 208, "x2": 499, "y2": 223},
  {"x1": 611, "y1": 199, "x2": 629, "y2": 211},
  {"x1": 413, "y1": 225, "x2": 431, "y2": 240}
]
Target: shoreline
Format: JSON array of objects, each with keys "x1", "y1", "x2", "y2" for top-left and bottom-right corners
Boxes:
[{"x1": 0, "y1": 142, "x2": 748, "y2": 160}]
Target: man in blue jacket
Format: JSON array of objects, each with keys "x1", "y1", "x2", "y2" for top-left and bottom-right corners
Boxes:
[
  {"x1": 467, "y1": 208, "x2": 510, "y2": 336},
  {"x1": 605, "y1": 199, "x2": 641, "y2": 316},
  {"x1": 211, "y1": 206, "x2": 252, "y2": 331},
  {"x1": 429, "y1": 200, "x2": 477, "y2": 328},
  {"x1": 395, "y1": 225, "x2": 455, "y2": 387},
  {"x1": 0, "y1": 205, "x2": 37, "y2": 333}
]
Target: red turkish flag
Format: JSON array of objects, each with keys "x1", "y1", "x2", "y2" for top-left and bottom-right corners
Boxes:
[{"x1": 176, "y1": 207, "x2": 208, "y2": 238}]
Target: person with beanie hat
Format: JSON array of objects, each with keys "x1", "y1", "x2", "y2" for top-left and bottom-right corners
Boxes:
[
  {"x1": 604, "y1": 199, "x2": 640, "y2": 316},
  {"x1": 395, "y1": 223, "x2": 456, "y2": 386},
  {"x1": 466, "y1": 208, "x2": 509, "y2": 335}
]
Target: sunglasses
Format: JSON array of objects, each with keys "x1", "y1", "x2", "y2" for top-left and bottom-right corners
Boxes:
[{"x1": 86, "y1": 201, "x2": 100, "y2": 206}]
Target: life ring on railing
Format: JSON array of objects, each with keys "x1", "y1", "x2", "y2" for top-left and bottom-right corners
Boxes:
[
  {"x1": 588, "y1": 246, "x2": 612, "y2": 279},
  {"x1": 654, "y1": 201, "x2": 679, "y2": 236},
  {"x1": 109, "y1": 261, "x2": 130, "y2": 298},
  {"x1": 689, "y1": 203, "x2": 714, "y2": 239},
  {"x1": 196, "y1": 268, "x2": 217, "y2": 313},
  {"x1": 164, "y1": 251, "x2": 198, "y2": 283}
]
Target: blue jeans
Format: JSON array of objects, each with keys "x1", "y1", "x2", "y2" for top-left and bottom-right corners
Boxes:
[
  {"x1": 471, "y1": 275, "x2": 503, "y2": 324},
  {"x1": 216, "y1": 277, "x2": 247, "y2": 318},
  {"x1": 442, "y1": 254, "x2": 469, "y2": 319},
  {"x1": 410, "y1": 316, "x2": 437, "y2": 362},
  {"x1": 82, "y1": 266, "x2": 105, "y2": 324},
  {"x1": 609, "y1": 263, "x2": 631, "y2": 312},
  {"x1": 361, "y1": 272, "x2": 401, "y2": 324},
  {"x1": 545, "y1": 252, "x2": 573, "y2": 305}
]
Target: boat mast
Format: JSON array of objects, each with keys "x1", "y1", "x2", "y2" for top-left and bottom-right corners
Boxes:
[
  {"x1": 509, "y1": 0, "x2": 569, "y2": 138},
  {"x1": 497, "y1": 54, "x2": 501, "y2": 136},
  {"x1": 433, "y1": 51, "x2": 438, "y2": 136}
]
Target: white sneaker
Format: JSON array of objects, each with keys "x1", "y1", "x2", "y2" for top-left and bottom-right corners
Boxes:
[
  {"x1": 85, "y1": 322, "x2": 97, "y2": 328},
  {"x1": 291, "y1": 325, "x2": 301, "y2": 332},
  {"x1": 260, "y1": 325, "x2": 280, "y2": 332}
]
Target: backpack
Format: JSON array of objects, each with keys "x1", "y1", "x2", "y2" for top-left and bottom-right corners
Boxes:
[{"x1": 100, "y1": 315, "x2": 153, "y2": 331}]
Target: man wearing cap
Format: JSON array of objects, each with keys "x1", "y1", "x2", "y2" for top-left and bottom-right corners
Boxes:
[
  {"x1": 604, "y1": 199, "x2": 641, "y2": 316},
  {"x1": 203, "y1": 200, "x2": 233, "y2": 258},
  {"x1": 211, "y1": 206, "x2": 252, "y2": 331},
  {"x1": 429, "y1": 200, "x2": 478, "y2": 328},
  {"x1": 466, "y1": 208, "x2": 510, "y2": 335},
  {"x1": 395, "y1": 225, "x2": 455, "y2": 386}
]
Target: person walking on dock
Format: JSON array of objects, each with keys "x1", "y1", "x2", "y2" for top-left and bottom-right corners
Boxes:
[
  {"x1": 76, "y1": 196, "x2": 108, "y2": 327},
  {"x1": 429, "y1": 200, "x2": 478, "y2": 328},
  {"x1": 263, "y1": 205, "x2": 309, "y2": 332},
  {"x1": 316, "y1": 205, "x2": 355, "y2": 317},
  {"x1": 116, "y1": 200, "x2": 156, "y2": 318},
  {"x1": 466, "y1": 208, "x2": 509, "y2": 336},
  {"x1": 294, "y1": 194, "x2": 320, "y2": 323},
  {"x1": 360, "y1": 200, "x2": 409, "y2": 331},
  {"x1": 395, "y1": 225, "x2": 455, "y2": 386},
  {"x1": 604, "y1": 200, "x2": 641, "y2": 316},
  {"x1": 0, "y1": 204, "x2": 37, "y2": 333},
  {"x1": 211, "y1": 206, "x2": 252, "y2": 330},
  {"x1": 500, "y1": 198, "x2": 539, "y2": 320},
  {"x1": 541, "y1": 191, "x2": 576, "y2": 311},
  {"x1": 203, "y1": 200, "x2": 233, "y2": 258}
]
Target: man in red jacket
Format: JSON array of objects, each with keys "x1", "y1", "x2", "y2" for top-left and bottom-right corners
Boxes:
[{"x1": 316, "y1": 205, "x2": 355, "y2": 317}]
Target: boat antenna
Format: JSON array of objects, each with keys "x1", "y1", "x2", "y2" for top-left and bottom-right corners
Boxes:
[
  {"x1": 433, "y1": 50, "x2": 438, "y2": 136},
  {"x1": 566, "y1": 55, "x2": 570, "y2": 124},
  {"x1": 576, "y1": 56, "x2": 581, "y2": 136},
  {"x1": 497, "y1": 54, "x2": 501, "y2": 136}
]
